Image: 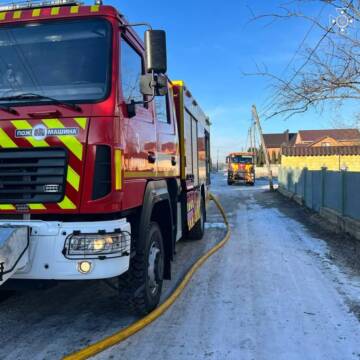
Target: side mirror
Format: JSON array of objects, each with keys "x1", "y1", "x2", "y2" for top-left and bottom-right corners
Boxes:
[
  {"x1": 145, "y1": 30, "x2": 167, "y2": 74},
  {"x1": 140, "y1": 73, "x2": 168, "y2": 96}
]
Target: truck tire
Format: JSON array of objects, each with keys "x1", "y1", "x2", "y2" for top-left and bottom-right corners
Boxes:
[
  {"x1": 118, "y1": 222, "x2": 164, "y2": 315},
  {"x1": 188, "y1": 197, "x2": 205, "y2": 240}
]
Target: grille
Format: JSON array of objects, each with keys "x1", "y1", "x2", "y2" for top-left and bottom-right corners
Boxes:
[{"x1": 0, "y1": 148, "x2": 67, "y2": 204}]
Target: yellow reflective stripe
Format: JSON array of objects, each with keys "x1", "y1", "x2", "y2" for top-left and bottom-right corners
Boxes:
[
  {"x1": 13, "y1": 10, "x2": 21, "y2": 19},
  {"x1": 51, "y1": 7, "x2": 60, "y2": 15},
  {"x1": 29, "y1": 204, "x2": 46, "y2": 210},
  {"x1": 0, "y1": 128, "x2": 17, "y2": 148},
  {"x1": 11, "y1": 120, "x2": 49, "y2": 147},
  {"x1": 73, "y1": 117, "x2": 87, "y2": 130},
  {"x1": 42, "y1": 119, "x2": 83, "y2": 160},
  {"x1": 58, "y1": 196, "x2": 76, "y2": 210},
  {"x1": 70, "y1": 6, "x2": 79, "y2": 13},
  {"x1": 0, "y1": 204, "x2": 15, "y2": 210},
  {"x1": 90, "y1": 5, "x2": 100, "y2": 12},
  {"x1": 0, "y1": 12, "x2": 6, "y2": 21},
  {"x1": 32, "y1": 8, "x2": 41, "y2": 17},
  {"x1": 67, "y1": 165, "x2": 80, "y2": 191},
  {"x1": 115, "y1": 149, "x2": 122, "y2": 190},
  {"x1": 124, "y1": 171, "x2": 157, "y2": 178}
]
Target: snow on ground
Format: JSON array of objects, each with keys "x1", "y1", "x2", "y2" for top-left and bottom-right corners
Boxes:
[
  {"x1": 1, "y1": 173, "x2": 359, "y2": 360},
  {"x1": 96, "y1": 174, "x2": 360, "y2": 360}
]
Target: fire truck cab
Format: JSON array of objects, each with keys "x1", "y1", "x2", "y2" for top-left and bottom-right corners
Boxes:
[{"x1": 0, "y1": 1, "x2": 211, "y2": 314}]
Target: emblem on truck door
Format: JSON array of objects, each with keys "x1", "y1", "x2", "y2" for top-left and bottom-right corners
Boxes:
[{"x1": 15, "y1": 124, "x2": 79, "y2": 140}]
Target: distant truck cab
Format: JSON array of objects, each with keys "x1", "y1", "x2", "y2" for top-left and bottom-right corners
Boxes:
[
  {"x1": 0, "y1": 0, "x2": 211, "y2": 315},
  {"x1": 226, "y1": 152, "x2": 255, "y2": 186}
]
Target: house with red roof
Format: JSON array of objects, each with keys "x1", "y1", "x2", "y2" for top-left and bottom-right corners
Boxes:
[{"x1": 294, "y1": 129, "x2": 360, "y2": 147}]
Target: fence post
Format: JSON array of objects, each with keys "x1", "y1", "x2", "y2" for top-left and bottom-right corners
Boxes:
[
  {"x1": 303, "y1": 167, "x2": 307, "y2": 204},
  {"x1": 341, "y1": 170, "x2": 346, "y2": 217},
  {"x1": 321, "y1": 167, "x2": 327, "y2": 208}
]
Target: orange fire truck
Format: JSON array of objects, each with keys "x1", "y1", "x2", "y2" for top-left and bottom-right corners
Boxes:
[
  {"x1": 226, "y1": 152, "x2": 255, "y2": 186},
  {"x1": 0, "y1": 1, "x2": 211, "y2": 314}
]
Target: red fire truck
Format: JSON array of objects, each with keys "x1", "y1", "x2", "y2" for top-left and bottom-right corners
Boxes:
[{"x1": 0, "y1": 1, "x2": 211, "y2": 314}]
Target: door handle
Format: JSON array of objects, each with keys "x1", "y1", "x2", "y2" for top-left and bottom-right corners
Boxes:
[
  {"x1": 171, "y1": 156, "x2": 177, "y2": 166},
  {"x1": 148, "y1": 152, "x2": 156, "y2": 164}
]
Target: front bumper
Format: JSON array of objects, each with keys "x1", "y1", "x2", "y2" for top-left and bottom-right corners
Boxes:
[
  {"x1": 0, "y1": 219, "x2": 130, "y2": 281},
  {"x1": 229, "y1": 171, "x2": 254, "y2": 181}
]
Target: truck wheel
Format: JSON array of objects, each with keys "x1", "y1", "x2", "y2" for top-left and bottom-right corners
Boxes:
[
  {"x1": 118, "y1": 222, "x2": 164, "y2": 315},
  {"x1": 188, "y1": 197, "x2": 205, "y2": 240}
]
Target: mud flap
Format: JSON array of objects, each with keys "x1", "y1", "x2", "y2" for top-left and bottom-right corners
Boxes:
[{"x1": 0, "y1": 226, "x2": 29, "y2": 286}]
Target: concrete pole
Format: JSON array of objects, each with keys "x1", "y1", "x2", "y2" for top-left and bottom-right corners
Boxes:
[
  {"x1": 252, "y1": 105, "x2": 274, "y2": 191},
  {"x1": 252, "y1": 122, "x2": 256, "y2": 163}
]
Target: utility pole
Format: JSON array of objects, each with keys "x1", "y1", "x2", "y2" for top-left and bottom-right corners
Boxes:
[
  {"x1": 252, "y1": 105, "x2": 274, "y2": 191},
  {"x1": 249, "y1": 125, "x2": 253, "y2": 153},
  {"x1": 252, "y1": 122, "x2": 256, "y2": 153},
  {"x1": 252, "y1": 121, "x2": 257, "y2": 165},
  {"x1": 216, "y1": 148, "x2": 219, "y2": 172}
]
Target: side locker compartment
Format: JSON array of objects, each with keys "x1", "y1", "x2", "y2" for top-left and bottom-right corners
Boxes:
[
  {"x1": 192, "y1": 117, "x2": 199, "y2": 186},
  {"x1": 184, "y1": 110, "x2": 193, "y2": 182},
  {"x1": 205, "y1": 129, "x2": 211, "y2": 185},
  {"x1": 197, "y1": 122, "x2": 207, "y2": 186}
]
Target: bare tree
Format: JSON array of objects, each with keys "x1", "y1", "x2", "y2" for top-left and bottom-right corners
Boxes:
[{"x1": 249, "y1": 0, "x2": 360, "y2": 126}]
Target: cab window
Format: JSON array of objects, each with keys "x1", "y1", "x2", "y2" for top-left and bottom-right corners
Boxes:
[
  {"x1": 120, "y1": 37, "x2": 143, "y2": 104},
  {"x1": 155, "y1": 95, "x2": 170, "y2": 123}
]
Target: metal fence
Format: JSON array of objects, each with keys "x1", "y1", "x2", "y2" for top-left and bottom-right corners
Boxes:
[{"x1": 279, "y1": 167, "x2": 360, "y2": 221}]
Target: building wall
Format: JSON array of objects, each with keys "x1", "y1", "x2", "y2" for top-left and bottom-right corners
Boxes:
[
  {"x1": 282, "y1": 154, "x2": 360, "y2": 171},
  {"x1": 309, "y1": 136, "x2": 339, "y2": 147},
  {"x1": 294, "y1": 133, "x2": 302, "y2": 145},
  {"x1": 309, "y1": 137, "x2": 360, "y2": 147},
  {"x1": 295, "y1": 133, "x2": 360, "y2": 147},
  {"x1": 267, "y1": 147, "x2": 281, "y2": 157}
]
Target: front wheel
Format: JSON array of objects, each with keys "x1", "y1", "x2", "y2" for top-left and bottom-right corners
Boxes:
[{"x1": 118, "y1": 222, "x2": 164, "y2": 315}]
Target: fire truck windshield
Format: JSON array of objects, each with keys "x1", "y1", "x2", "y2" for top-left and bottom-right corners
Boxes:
[
  {"x1": 0, "y1": 18, "x2": 111, "y2": 105},
  {"x1": 230, "y1": 155, "x2": 253, "y2": 164}
]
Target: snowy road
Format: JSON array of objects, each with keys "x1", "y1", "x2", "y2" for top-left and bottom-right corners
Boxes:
[
  {"x1": 1, "y1": 173, "x2": 360, "y2": 359},
  {"x1": 97, "y1": 173, "x2": 360, "y2": 360}
]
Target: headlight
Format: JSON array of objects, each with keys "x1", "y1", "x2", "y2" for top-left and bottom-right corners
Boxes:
[{"x1": 65, "y1": 232, "x2": 130, "y2": 258}]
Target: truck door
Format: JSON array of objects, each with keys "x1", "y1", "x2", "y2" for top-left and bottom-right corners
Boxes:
[
  {"x1": 154, "y1": 87, "x2": 179, "y2": 177},
  {"x1": 120, "y1": 34, "x2": 157, "y2": 179}
]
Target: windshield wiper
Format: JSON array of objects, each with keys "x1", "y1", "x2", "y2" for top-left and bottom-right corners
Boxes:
[
  {"x1": 0, "y1": 104, "x2": 18, "y2": 115},
  {"x1": 0, "y1": 93, "x2": 82, "y2": 112}
]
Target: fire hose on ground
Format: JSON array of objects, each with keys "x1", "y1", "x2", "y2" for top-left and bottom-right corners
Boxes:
[{"x1": 64, "y1": 193, "x2": 230, "y2": 360}]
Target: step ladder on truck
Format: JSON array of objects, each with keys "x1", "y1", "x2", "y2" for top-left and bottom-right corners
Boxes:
[{"x1": 0, "y1": 0, "x2": 211, "y2": 314}]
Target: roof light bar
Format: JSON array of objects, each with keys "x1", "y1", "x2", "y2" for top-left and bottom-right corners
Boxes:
[{"x1": 0, "y1": 0, "x2": 82, "y2": 12}]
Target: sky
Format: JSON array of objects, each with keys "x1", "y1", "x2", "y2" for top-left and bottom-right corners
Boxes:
[{"x1": 102, "y1": 0, "x2": 357, "y2": 161}]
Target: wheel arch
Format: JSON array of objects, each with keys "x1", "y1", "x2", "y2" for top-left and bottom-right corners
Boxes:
[{"x1": 135, "y1": 180, "x2": 178, "y2": 280}]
